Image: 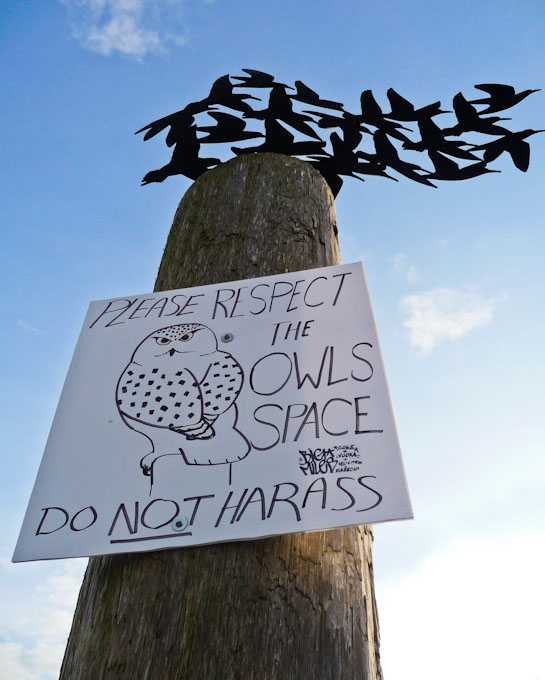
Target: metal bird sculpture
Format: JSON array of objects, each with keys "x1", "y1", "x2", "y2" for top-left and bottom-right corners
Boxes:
[
  {"x1": 232, "y1": 118, "x2": 325, "y2": 157},
  {"x1": 244, "y1": 83, "x2": 322, "y2": 140},
  {"x1": 345, "y1": 90, "x2": 411, "y2": 143},
  {"x1": 469, "y1": 83, "x2": 540, "y2": 115},
  {"x1": 402, "y1": 117, "x2": 480, "y2": 161},
  {"x1": 232, "y1": 68, "x2": 292, "y2": 90},
  {"x1": 141, "y1": 124, "x2": 219, "y2": 185},
  {"x1": 137, "y1": 71, "x2": 541, "y2": 196},
  {"x1": 472, "y1": 129, "x2": 544, "y2": 171},
  {"x1": 291, "y1": 80, "x2": 344, "y2": 111},
  {"x1": 426, "y1": 150, "x2": 499, "y2": 181},
  {"x1": 445, "y1": 92, "x2": 512, "y2": 137},
  {"x1": 384, "y1": 88, "x2": 448, "y2": 122},
  {"x1": 197, "y1": 112, "x2": 264, "y2": 144}
]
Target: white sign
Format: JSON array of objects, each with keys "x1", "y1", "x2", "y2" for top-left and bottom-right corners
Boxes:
[{"x1": 13, "y1": 262, "x2": 412, "y2": 562}]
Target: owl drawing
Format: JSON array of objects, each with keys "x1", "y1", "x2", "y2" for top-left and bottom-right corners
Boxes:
[{"x1": 116, "y1": 323, "x2": 248, "y2": 478}]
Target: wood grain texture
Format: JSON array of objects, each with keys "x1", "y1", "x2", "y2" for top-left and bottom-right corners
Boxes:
[{"x1": 60, "y1": 153, "x2": 382, "y2": 680}]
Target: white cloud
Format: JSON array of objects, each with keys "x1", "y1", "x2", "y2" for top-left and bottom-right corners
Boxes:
[
  {"x1": 0, "y1": 560, "x2": 86, "y2": 680},
  {"x1": 61, "y1": 0, "x2": 189, "y2": 57},
  {"x1": 85, "y1": 13, "x2": 161, "y2": 56},
  {"x1": 377, "y1": 531, "x2": 545, "y2": 680},
  {"x1": 37, "y1": 569, "x2": 84, "y2": 610},
  {"x1": 0, "y1": 643, "x2": 38, "y2": 680},
  {"x1": 0, "y1": 639, "x2": 68, "y2": 680},
  {"x1": 400, "y1": 287, "x2": 496, "y2": 354}
]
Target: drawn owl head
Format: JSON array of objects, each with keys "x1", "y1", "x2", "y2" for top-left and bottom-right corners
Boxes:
[{"x1": 131, "y1": 323, "x2": 218, "y2": 364}]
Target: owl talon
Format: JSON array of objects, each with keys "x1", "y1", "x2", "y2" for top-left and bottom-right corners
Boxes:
[
  {"x1": 176, "y1": 419, "x2": 216, "y2": 440},
  {"x1": 185, "y1": 426, "x2": 215, "y2": 441}
]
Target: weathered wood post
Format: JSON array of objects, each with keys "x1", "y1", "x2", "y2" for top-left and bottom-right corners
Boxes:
[{"x1": 60, "y1": 153, "x2": 382, "y2": 680}]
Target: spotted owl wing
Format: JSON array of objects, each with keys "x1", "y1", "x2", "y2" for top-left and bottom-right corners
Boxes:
[
  {"x1": 200, "y1": 351, "x2": 244, "y2": 420},
  {"x1": 116, "y1": 362, "x2": 206, "y2": 431}
]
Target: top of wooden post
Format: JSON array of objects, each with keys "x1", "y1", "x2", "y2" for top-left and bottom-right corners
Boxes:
[{"x1": 155, "y1": 153, "x2": 339, "y2": 292}]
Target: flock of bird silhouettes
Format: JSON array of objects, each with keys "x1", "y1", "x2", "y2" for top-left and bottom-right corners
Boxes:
[{"x1": 137, "y1": 69, "x2": 541, "y2": 197}]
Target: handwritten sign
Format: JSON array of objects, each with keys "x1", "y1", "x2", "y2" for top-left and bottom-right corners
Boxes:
[{"x1": 13, "y1": 262, "x2": 412, "y2": 562}]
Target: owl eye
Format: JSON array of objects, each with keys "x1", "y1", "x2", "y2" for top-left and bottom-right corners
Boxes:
[
  {"x1": 180, "y1": 332, "x2": 194, "y2": 342},
  {"x1": 154, "y1": 337, "x2": 171, "y2": 345}
]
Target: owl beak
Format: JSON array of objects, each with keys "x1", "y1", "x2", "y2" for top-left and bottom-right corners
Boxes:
[{"x1": 169, "y1": 348, "x2": 176, "y2": 356}]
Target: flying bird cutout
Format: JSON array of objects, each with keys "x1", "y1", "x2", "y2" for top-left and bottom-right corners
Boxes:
[{"x1": 137, "y1": 70, "x2": 541, "y2": 197}]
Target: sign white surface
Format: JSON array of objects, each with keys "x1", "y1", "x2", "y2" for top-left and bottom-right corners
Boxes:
[{"x1": 13, "y1": 262, "x2": 412, "y2": 562}]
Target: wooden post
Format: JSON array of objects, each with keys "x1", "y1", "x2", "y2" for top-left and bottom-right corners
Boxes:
[{"x1": 60, "y1": 153, "x2": 382, "y2": 680}]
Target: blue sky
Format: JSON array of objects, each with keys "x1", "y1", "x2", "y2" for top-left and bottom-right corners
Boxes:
[{"x1": 1, "y1": 1, "x2": 544, "y2": 678}]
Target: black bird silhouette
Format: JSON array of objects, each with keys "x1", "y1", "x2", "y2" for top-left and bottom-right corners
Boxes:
[
  {"x1": 232, "y1": 118, "x2": 325, "y2": 157},
  {"x1": 337, "y1": 130, "x2": 395, "y2": 181},
  {"x1": 345, "y1": 90, "x2": 411, "y2": 142},
  {"x1": 307, "y1": 161, "x2": 344, "y2": 197},
  {"x1": 290, "y1": 81, "x2": 344, "y2": 111},
  {"x1": 141, "y1": 124, "x2": 219, "y2": 184},
  {"x1": 309, "y1": 131, "x2": 394, "y2": 197},
  {"x1": 313, "y1": 130, "x2": 363, "y2": 176},
  {"x1": 469, "y1": 84, "x2": 540, "y2": 115},
  {"x1": 384, "y1": 88, "x2": 448, "y2": 122},
  {"x1": 199, "y1": 75, "x2": 259, "y2": 114},
  {"x1": 306, "y1": 128, "x2": 365, "y2": 196},
  {"x1": 232, "y1": 68, "x2": 292, "y2": 90},
  {"x1": 198, "y1": 112, "x2": 264, "y2": 144},
  {"x1": 136, "y1": 106, "x2": 204, "y2": 147},
  {"x1": 445, "y1": 93, "x2": 511, "y2": 136},
  {"x1": 403, "y1": 117, "x2": 481, "y2": 161},
  {"x1": 136, "y1": 76, "x2": 258, "y2": 146},
  {"x1": 473, "y1": 129, "x2": 544, "y2": 172},
  {"x1": 353, "y1": 157, "x2": 395, "y2": 180},
  {"x1": 426, "y1": 150, "x2": 499, "y2": 181},
  {"x1": 244, "y1": 84, "x2": 322, "y2": 140},
  {"x1": 373, "y1": 131, "x2": 436, "y2": 186},
  {"x1": 137, "y1": 71, "x2": 540, "y2": 195},
  {"x1": 303, "y1": 109, "x2": 372, "y2": 141}
]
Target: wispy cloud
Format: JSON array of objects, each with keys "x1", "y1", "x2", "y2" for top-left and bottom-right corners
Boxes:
[
  {"x1": 392, "y1": 252, "x2": 419, "y2": 284},
  {"x1": 17, "y1": 320, "x2": 41, "y2": 334},
  {"x1": 60, "y1": 0, "x2": 190, "y2": 58},
  {"x1": 400, "y1": 287, "x2": 496, "y2": 354}
]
